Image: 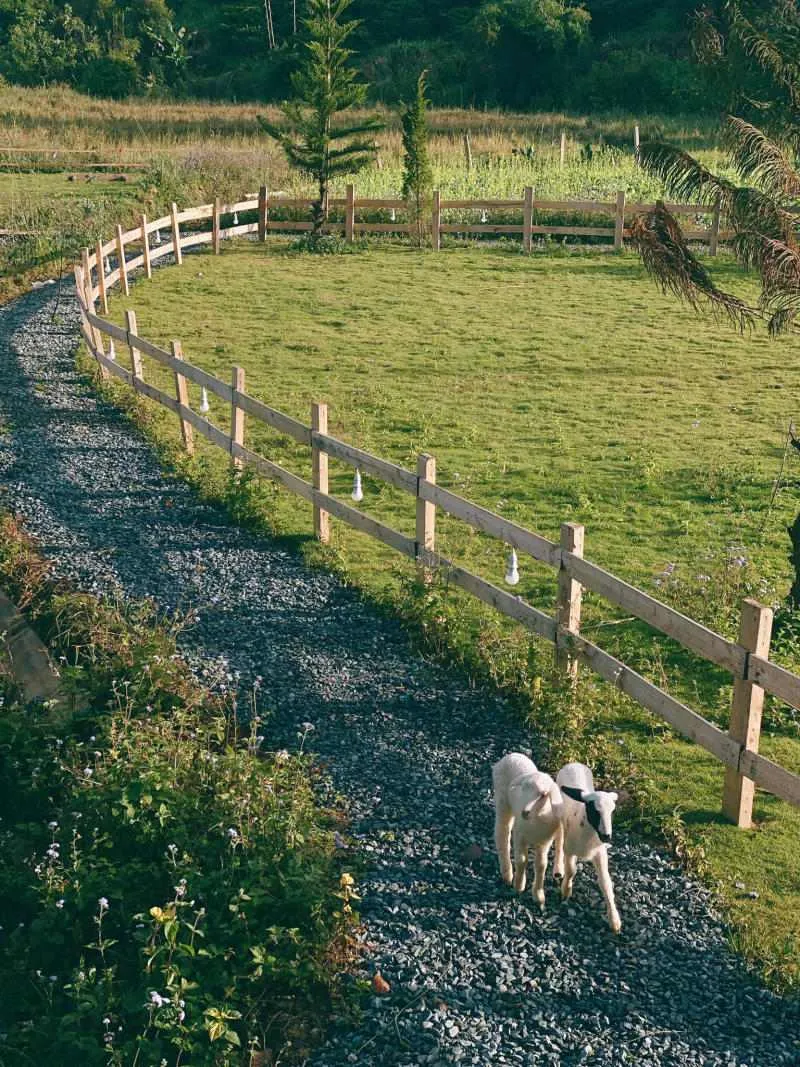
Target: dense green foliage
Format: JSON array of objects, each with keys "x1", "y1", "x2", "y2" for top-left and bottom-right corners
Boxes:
[
  {"x1": 401, "y1": 70, "x2": 432, "y2": 245},
  {"x1": 0, "y1": 0, "x2": 764, "y2": 111},
  {"x1": 0, "y1": 517, "x2": 357, "y2": 1064}
]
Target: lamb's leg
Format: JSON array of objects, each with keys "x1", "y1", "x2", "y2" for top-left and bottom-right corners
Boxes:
[
  {"x1": 560, "y1": 852, "x2": 578, "y2": 901},
  {"x1": 511, "y1": 825, "x2": 528, "y2": 893},
  {"x1": 553, "y1": 820, "x2": 565, "y2": 879},
  {"x1": 531, "y1": 841, "x2": 551, "y2": 911},
  {"x1": 592, "y1": 847, "x2": 622, "y2": 934},
  {"x1": 494, "y1": 802, "x2": 514, "y2": 885}
]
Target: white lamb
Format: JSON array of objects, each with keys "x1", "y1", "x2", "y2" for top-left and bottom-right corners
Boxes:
[
  {"x1": 492, "y1": 752, "x2": 564, "y2": 910},
  {"x1": 553, "y1": 761, "x2": 621, "y2": 934}
]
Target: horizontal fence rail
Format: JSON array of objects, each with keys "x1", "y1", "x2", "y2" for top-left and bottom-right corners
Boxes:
[{"x1": 70, "y1": 195, "x2": 798, "y2": 829}]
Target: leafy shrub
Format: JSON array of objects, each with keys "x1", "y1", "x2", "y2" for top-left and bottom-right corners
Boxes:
[{"x1": 0, "y1": 517, "x2": 358, "y2": 1065}]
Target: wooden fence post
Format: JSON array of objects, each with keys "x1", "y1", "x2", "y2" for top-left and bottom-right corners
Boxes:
[
  {"x1": 81, "y1": 247, "x2": 92, "y2": 299},
  {"x1": 125, "y1": 308, "x2": 143, "y2": 387},
  {"x1": 311, "y1": 402, "x2": 330, "y2": 543},
  {"x1": 560, "y1": 130, "x2": 566, "y2": 169},
  {"x1": 170, "y1": 202, "x2": 183, "y2": 266},
  {"x1": 614, "y1": 190, "x2": 626, "y2": 251},
  {"x1": 141, "y1": 213, "x2": 152, "y2": 279},
  {"x1": 213, "y1": 197, "x2": 221, "y2": 255},
  {"x1": 634, "y1": 124, "x2": 640, "y2": 164},
  {"x1": 432, "y1": 190, "x2": 441, "y2": 252},
  {"x1": 709, "y1": 195, "x2": 721, "y2": 256},
  {"x1": 96, "y1": 239, "x2": 108, "y2": 313},
  {"x1": 523, "y1": 186, "x2": 534, "y2": 254},
  {"x1": 345, "y1": 184, "x2": 355, "y2": 243},
  {"x1": 416, "y1": 453, "x2": 436, "y2": 580},
  {"x1": 555, "y1": 522, "x2": 584, "y2": 682},
  {"x1": 722, "y1": 599, "x2": 773, "y2": 828},
  {"x1": 171, "y1": 340, "x2": 194, "y2": 455},
  {"x1": 80, "y1": 252, "x2": 108, "y2": 380},
  {"x1": 258, "y1": 185, "x2": 268, "y2": 242},
  {"x1": 230, "y1": 365, "x2": 246, "y2": 469},
  {"x1": 116, "y1": 224, "x2": 129, "y2": 296},
  {"x1": 463, "y1": 132, "x2": 473, "y2": 170}
]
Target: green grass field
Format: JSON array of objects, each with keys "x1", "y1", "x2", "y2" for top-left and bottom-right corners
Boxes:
[{"x1": 98, "y1": 238, "x2": 800, "y2": 989}]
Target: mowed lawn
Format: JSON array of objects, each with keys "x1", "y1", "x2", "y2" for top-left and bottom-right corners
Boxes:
[{"x1": 104, "y1": 241, "x2": 800, "y2": 987}]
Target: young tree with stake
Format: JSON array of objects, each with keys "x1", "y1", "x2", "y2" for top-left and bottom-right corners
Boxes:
[
  {"x1": 261, "y1": 0, "x2": 381, "y2": 239},
  {"x1": 401, "y1": 70, "x2": 433, "y2": 247}
]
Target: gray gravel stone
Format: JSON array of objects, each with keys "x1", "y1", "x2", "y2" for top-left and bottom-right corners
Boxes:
[{"x1": 0, "y1": 286, "x2": 798, "y2": 1066}]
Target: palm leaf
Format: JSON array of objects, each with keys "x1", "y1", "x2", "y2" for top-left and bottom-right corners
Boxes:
[
  {"x1": 725, "y1": 116, "x2": 800, "y2": 197},
  {"x1": 637, "y1": 142, "x2": 733, "y2": 205},
  {"x1": 629, "y1": 202, "x2": 754, "y2": 331}
]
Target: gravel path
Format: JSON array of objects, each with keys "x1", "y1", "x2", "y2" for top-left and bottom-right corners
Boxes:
[{"x1": 0, "y1": 286, "x2": 798, "y2": 1067}]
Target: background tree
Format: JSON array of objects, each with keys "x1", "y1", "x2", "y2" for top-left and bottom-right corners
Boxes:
[
  {"x1": 261, "y1": 0, "x2": 381, "y2": 237},
  {"x1": 629, "y1": 0, "x2": 800, "y2": 597},
  {"x1": 401, "y1": 70, "x2": 433, "y2": 247}
]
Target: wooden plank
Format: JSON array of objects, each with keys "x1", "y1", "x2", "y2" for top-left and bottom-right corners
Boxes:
[
  {"x1": 416, "y1": 454, "x2": 436, "y2": 579},
  {"x1": 709, "y1": 195, "x2": 721, "y2": 256},
  {"x1": 145, "y1": 214, "x2": 172, "y2": 234},
  {"x1": 571, "y1": 634, "x2": 743, "y2": 768},
  {"x1": 316, "y1": 491, "x2": 416, "y2": 558},
  {"x1": 626, "y1": 201, "x2": 713, "y2": 216},
  {"x1": 748, "y1": 654, "x2": 800, "y2": 708},
  {"x1": 149, "y1": 244, "x2": 173, "y2": 264},
  {"x1": 87, "y1": 312, "x2": 127, "y2": 344},
  {"x1": 419, "y1": 481, "x2": 559, "y2": 565},
  {"x1": 228, "y1": 199, "x2": 259, "y2": 213},
  {"x1": 432, "y1": 190, "x2": 441, "y2": 252},
  {"x1": 172, "y1": 340, "x2": 194, "y2": 455},
  {"x1": 439, "y1": 225, "x2": 523, "y2": 234},
  {"x1": 556, "y1": 523, "x2": 584, "y2": 681},
  {"x1": 95, "y1": 239, "x2": 108, "y2": 314},
  {"x1": 180, "y1": 231, "x2": 214, "y2": 250},
  {"x1": 311, "y1": 431, "x2": 417, "y2": 493},
  {"x1": 171, "y1": 202, "x2": 183, "y2": 266},
  {"x1": 535, "y1": 199, "x2": 615, "y2": 213},
  {"x1": 723, "y1": 600, "x2": 773, "y2": 827},
  {"x1": 100, "y1": 237, "x2": 117, "y2": 258},
  {"x1": 738, "y1": 750, "x2": 800, "y2": 809},
  {"x1": 125, "y1": 309, "x2": 143, "y2": 385},
  {"x1": 118, "y1": 225, "x2": 140, "y2": 245},
  {"x1": 232, "y1": 443, "x2": 314, "y2": 502},
  {"x1": 266, "y1": 221, "x2": 314, "y2": 231},
  {"x1": 213, "y1": 196, "x2": 221, "y2": 255},
  {"x1": 230, "y1": 366, "x2": 246, "y2": 467},
  {"x1": 136, "y1": 378, "x2": 180, "y2": 413},
  {"x1": 116, "y1": 224, "x2": 129, "y2": 297},
  {"x1": 234, "y1": 391, "x2": 311, "y2": 444},
  {"x1": 614, "y1": 190, "x2": 626, "y2": 250},
  {"x1": 134, "y1": 336, "x2": 233, "y2": 402},
  {"x1": 532, "y1": 226, "x2": 615, "y2": 236},
  {"x1": 564, "y1": 553, "x2": 746, "y2": 677},
  {"x1": 523, "y1": 186, "x2": 534, "y2": 253},
  {"x1": 178, "y1": 204, "x2": 213, "y2": 223},
  {"x1": 178, "y1": 404, "x2": 232, "y2": 451},
  {"x1": 440, "y1": 199, "x2": 523, "y2": 209},
  {"x1": 312, "y1": 402, "x2": 330, "y2": 543},
  {"x1": 345, "y1": 183, "x2": 355, "y2": 243},
  {"x1": 258, "y1": 186, "x2": 268, "y2": 241},
  {"x1": 141, "y1": 214, "x2": 152, "y2": 279},
  {"x1": 126, "y1": 253, "x2": 145, "y2": 273},
  {"x1": 419, "y1": 549, "x2": 557, "y2": 641},
  {"x1": 269, "y1": 197, "x2": 315, "y2": 208},
  {"x1": 354, "y1": 223, "x2": 414, "y2": 233}
]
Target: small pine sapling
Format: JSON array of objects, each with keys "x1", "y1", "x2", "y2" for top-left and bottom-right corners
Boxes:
[
  {"x1": 401, "y1": 71, "x2": 433, "y2": 247},
  {"x1": 260, "y1": 0, "x2": 382, "y2": 239}
]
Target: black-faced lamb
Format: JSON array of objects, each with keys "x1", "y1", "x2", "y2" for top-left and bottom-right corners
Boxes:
[
  {"x1": 553, "y1": 761, "x2": 621, "y2": 933},
  {"x1": 492, "y1": 752, "x2": 564, "y2": 909}
]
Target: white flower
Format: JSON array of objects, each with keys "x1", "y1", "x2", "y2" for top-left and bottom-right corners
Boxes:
[
  {"x1": 98, "y1": 897, "x2": 109, "y2": 911},
  {"x1": 226, "y1": 828, "x2": 239, "y2": 840},
  {"x1": 300, "y1": 721, "x2": 315, "y2": 732},
  {"x1": 149, "y1": 991, "x2": 167, "y2": 1008},
  {"x1": 102, "y1": 1017, "x2": 111, "y2": 1026},
  {"x1": 83, "y1": 767, "x2": 93, "y2": 778},
  {"x1": 55, "y1": 899, "x2": 65, "y2": 909},
  {"x1": 48, "y1": 821, "x2": 58, "y2": 830},
  {"x1": 275, "y1": 749, "x2": 289, "y2": 764}
]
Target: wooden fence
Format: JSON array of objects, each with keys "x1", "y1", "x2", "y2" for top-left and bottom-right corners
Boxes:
[
  {"x1": 77, "y1": 188, "x2": 725, "y2": 280},
  {"x1": 70, "y1": 195, "x2": 798, "y2": 829}
]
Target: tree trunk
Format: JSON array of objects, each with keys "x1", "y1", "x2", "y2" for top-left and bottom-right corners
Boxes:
[{"x1": 788, "y1": 513, "x2": 800, "y2": 606}]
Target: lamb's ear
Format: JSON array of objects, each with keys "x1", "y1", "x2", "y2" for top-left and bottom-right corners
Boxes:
[{"x1": 561, "y1": 785, "x2": 585, "y2": 804}]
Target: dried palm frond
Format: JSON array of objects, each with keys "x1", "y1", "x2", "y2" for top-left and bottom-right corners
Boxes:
[
  {"x1": 629, "y1": 203, "x2": 755, "y2": 331},
  {"x1": 637, "y1": 142, "x2": 733, "y2": 205},
  {"x1": 732, "y1": 7, "x2": 800, "y2": 109},
  {"x1": 727, "y1": 185, "x2": 798, "y2": 242},
  {"x1": 764, "y1": 288, "x2": 800, "y2": 335},
  {"x1": 731, "y1": 231, "x2": 800, "y2": 295},
  {"x1": 726, "y1": 116, "x2": 800, "y2": 197}
]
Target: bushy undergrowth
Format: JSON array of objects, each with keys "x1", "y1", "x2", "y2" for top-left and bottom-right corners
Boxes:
[{"x1": 0, "y1": 516, "x2": 358, "y2": 1065}]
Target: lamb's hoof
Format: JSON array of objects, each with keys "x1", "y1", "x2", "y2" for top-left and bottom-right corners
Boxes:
[
  {"x1": 535, "y1": 897, "x2": 546, "y2": 913},
  {"x1": 553, "y1": 869, "x2": 564, "y2": 881},
  {"x1": 609, "y1": 919, "x2": 622, "y2": 935}
]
